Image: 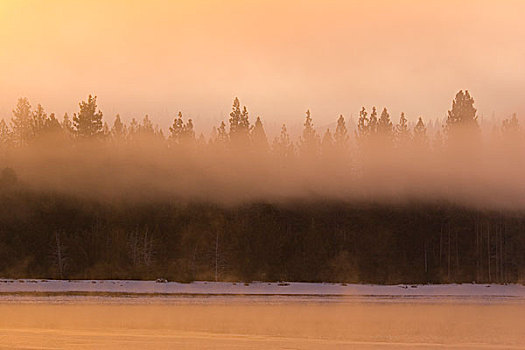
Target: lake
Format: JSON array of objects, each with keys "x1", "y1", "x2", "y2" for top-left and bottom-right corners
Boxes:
[{"x1": 0, "y1": 295, "x2": 524, "y2": 349}]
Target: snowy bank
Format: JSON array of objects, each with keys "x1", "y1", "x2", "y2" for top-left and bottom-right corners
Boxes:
[{"x1": 1, "y1": 279, "x2": 525, "y2": 297}]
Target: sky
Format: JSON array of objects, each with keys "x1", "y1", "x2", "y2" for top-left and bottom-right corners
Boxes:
[{"x1": 0, "y1": 0, "x2": 524, "y2": 135}]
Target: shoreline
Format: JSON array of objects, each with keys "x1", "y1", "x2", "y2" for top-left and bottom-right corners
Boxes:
[{"x1": 1, "y1": 279, "x2": 525, "y2": 298}]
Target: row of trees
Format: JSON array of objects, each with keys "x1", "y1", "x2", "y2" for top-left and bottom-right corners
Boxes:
[
  {"x1": 1, "y1": 190, "x2": 524, "y2": 284},
  {"x1": 1, "y1": 91, "x2": 520, "y2": 155},
  {"x1": 1, "y1": 91, "x2": 524, "y2": 283}
]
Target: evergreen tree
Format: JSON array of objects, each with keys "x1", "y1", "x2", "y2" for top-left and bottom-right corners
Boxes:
[
  {"x1": 73, "y1": 95, "x2": 103, "y2": 138},
  {"x1": 154, "y1": 125, "x2": 165, "y2": 140},
  {"x1": 32, "y1": 104, "x2": 47, "y2": 136},
  {"x1": 413, "y1": 117, "x2": 428, "y2": 146},
  {"x1": 44, "y1": 113, "x2": 62, "y2": 134},
  {"x1": 394, "y1": 112, "x2": 411, "y2": 148},
  {"x1": 240, "y1": 106, "x2": 250, "y2": 131},
  {"x1": 298, "y1": 110, "x2": 320, "y2": 157},
  {"x1": 445, "y1": 90, "x2": 479, "y2": 134},
  {"x1": 250, "y1": 116, "x2": 269, "y2": 150},
  {"x1": 334, "y1": 115, "x2": 349, "y2": 150},
  {"x1": 216, "y1": 121, "x2": 229, "y2": 145},
  {"x1": 377, "y1": 107, "x2": 393, "y2": 136},
  {"x1": 128, "y1": 118, "x2": 139, "y2": 139},
  {"x1": 169, "y1": 112, "x2": 185, "y2": 144},
  {"x1": 272, "y1": 124, "x2": 294, "y2": 159},
  {"x1": 229, "y1": 97, "x2": 241, "y2": 134},
  {"x1": 229, "y1": 98, "x2": 250, "y2": 147},
  {"x1": 139, "y1": 115, "x2": 154, "y2": 135},
  {"x1": 181, "y1": 118, "x2": 196, "y2": 144},
  {"x1": 500, "y1": 113, "x2": 521, "y2": 146},
  {"x1": 29, "y1": 106, "x2": 62, "y2": 140},
  {"x1": 111, "y1": 114, "x2": 126, "y2": 139},
  {"x1": 321, "y1": 128, "x2": 334, "y2": 155},
  {"x1": 62, "y1": 113, "x2": 75, "y2": 137},
  {"x1": 102, "y1": 122, "x2": 110, "y2": 137},
  {"x1": 0, "y1": 119, "x2": 11, "y2": 149},
  {"x1": 11, "y1": 97, "x2": 33, "y2": 145},
  {"x1": 356, "y1": 107, "x2": 369, "y2": 139},
  {"x1": 369, "y1": 106, "x2": 378, "y2": 136},
  {"x1": 502, "y1": 113, "x2": 519, "y2": 134}
]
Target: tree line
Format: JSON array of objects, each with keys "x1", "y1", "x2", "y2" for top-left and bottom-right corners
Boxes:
[
  {"x1": 1, "y1": 193, "x2": 524, "y2": 284},
  {"x1": 1, "y1": 91, "x2": 520, "y2": 154},
  {"x1": 1, "y1": 91, "x2": 524, "y2": 284}
]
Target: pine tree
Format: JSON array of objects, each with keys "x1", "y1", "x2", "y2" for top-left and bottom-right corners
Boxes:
[
  {"x1": 394, "y1": 112, "x2": 411, "y2": 148},
  {"x1": 501, "y1": 113, "x2": 521, "y2": 145},
  {"x1": 169, "y1": 112, "x2": 185, "y2": 144},
  {"x1": 502, "y1": 113, "x2": 519, "y2": 134},
  {"x1": 139, "y1": 115, "x2": 154, "y2": 135},
  {"x1": 445, "y1": 90, "x2": 479, "y2": 134},
  {"x1": 272, "y1": 124, "x2": 294, "y2": 159},
  {"x1": 111, "y1": 114, "x2": 126, "y2": 139},
  {"x1": 154, "y1": 125, "x2": 165, "y2": 140},
  {"x1": 182, "y1": 118, "x2": 196, "y2": 144},
  {"x1": 250, "y1": 116, "x2": 269, "y2": 151},
  {"x1": 334, "y1": 115, "x2": 349, "y2": 150},
  {"x1": 11, "y1": 97, "x2": 33, "y2": 145},
  {"x1": 44, "y1": 113, "x2": 62, "y2": 134},
  {"x1": 32, "y1": 104, "x2": 48, "y2": 136},
  {"x1": 229, "y1": 98, "x2": 241, "y2": 132},
  {"x1": 369, "y1": 107, "x2": 378, "y2": 136},
  {"x1": 240, "y1": 106, "x2": 250, "y2": 131},
  {"x1": 128, "y1": 118, "x2": 139, "y2": 140},
  {"x1": 62, "y1": 113, "x2": 75, "y2": 136},
  {"x1": 321, "y1": 128, "x2": 334, "y2": 155},
  {"x1": 356, "y1": 107, "x2": 369, "y2": 140},
  {"x1": 102, "y1": 122, "x2": 110, "y2": 137},
  {"x1": 413, "y1": 117, "x2": 428, "y2": 146},
  {"x1": 30, "y1": 106, "x2": 62, "y2": 140},
  {"x1": 229, "y1": 97, "x2": 250, "y2": 147},
  {"x1": 216, "y1": 121, "x2": 229, "y2": 145},
  {"x1": 377, "y1": 107, "x2": 393, "y2": 136},
  {"x1": 299, "y1": 110, "x2": 320, "y2": 157},
  {"x1": 73, "y1": 95, "x2": 103, "y2": 138},
  {"x1": 0, "y1": 119, "x2": 11, "y2": 149}
]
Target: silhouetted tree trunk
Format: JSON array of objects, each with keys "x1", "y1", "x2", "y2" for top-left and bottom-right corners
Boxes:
[
  {"x1": 439, "y1": 225, "x2": 443, "y2": 269},
  {"x1": 142, "y1": 228, "x2": 154, "y2": 267},
  {"x1": 53, "y1": 230, "x2": 67, "y2": 279},
  {"x1": 455, "y1": 229, "x2": 459, "y2": 278},
  {"x1": 475, "y1": 219, "x2": 480, "y2": 282},
  {"x1": 448, "y1": 224, "x2": 451, "y2": 281},
  {"x1": 488, "y1": 223, "x2": 491, "y2": 283},
  {"x1": 215, "y1": 230, "x2": 220, "y2": 282},
  {"x1": 424, "y1": 240, "x2": 428, "y2": 275}
]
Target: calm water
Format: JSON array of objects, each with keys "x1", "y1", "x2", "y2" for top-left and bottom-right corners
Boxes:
[{"x1": 0, "y1": 296, "x2": 524, "y2": 349}]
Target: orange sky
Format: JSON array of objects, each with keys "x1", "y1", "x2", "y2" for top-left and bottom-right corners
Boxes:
[{"x1": 0, "y1": 0, "x2": 524, "y2": 134}]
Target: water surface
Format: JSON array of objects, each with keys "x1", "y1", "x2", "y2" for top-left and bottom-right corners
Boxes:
[{"x1": 0, "y1": 295, "x2": 524, "y2": 349}]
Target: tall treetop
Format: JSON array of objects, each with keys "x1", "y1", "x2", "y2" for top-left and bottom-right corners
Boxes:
[
  {"x1": 378, "y1": 107, "x2": 393, "y2": 135},
  {"x1": 73, "y1": 95, "x2": 103, "y2": 138},
  {"x1": 334, "y1": 114, "x2": 349, "y2": 148},
  {"x1": 446, "y1": 90, "x2": 478, "y2": 131}
]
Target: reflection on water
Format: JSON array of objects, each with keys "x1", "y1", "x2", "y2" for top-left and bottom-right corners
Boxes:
[{"x1": 0, "y1": 296, "x2": 524, "y2": 349}]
